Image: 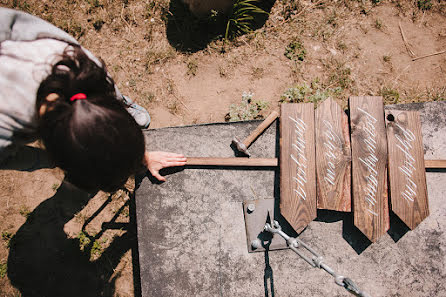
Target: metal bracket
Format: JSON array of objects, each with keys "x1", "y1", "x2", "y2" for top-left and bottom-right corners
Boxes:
[{"x1": 243, "y1": 198, "x2": 288, "y2": 252}]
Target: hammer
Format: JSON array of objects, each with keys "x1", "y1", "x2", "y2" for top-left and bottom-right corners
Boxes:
[{"x1": 232, "y1": 111, "x2": 279, "y2": 156}]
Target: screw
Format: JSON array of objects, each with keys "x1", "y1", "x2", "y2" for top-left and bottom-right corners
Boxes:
[
  {"x1": 251, "y1": 238, "x2": 262, "y2": 250},
  {"x1": 247, "y1": 203, "x2": 255, "y2": 213}
]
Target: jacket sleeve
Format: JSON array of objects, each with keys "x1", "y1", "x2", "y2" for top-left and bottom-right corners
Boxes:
[{"x1": 0, "y1": 7, "x2": 78, "y2": 44}]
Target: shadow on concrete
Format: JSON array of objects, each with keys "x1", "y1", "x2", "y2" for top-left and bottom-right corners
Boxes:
[
  {"x1": 0, "y1": 145, "x2": 54, "y2": 172},
  {"x1": 426, "y1": 168, "x2": 446, "y2": 173},
  {"x1": 263, "y1": 239, "x2": 275, "y2": 297},
  {"x1": 7, "y1": 181, "x2": 142, "y2": 297},
  {"x1": 315, "y1": 210, "x2": 372, "y2": 254},
  {"x1": 387, "y1": 211, "x2": 410, "y2": 243},
  {"x1": 166, "y1": 0, "x2": 276, "y2": 53}
]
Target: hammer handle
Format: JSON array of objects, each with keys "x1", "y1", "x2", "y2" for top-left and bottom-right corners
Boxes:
[
  {"x1": 186, "y1": 158, "x2": 444, "y2": 168},
  {"x1": 425, "y1": 159, "x2": 446, "y2": 169},
  {"x1": 243, "y1": 111, "x2": 279, "y2": 148},
  {"x1": 186, "y1": 157, "x2": 278, "y2": 167}
]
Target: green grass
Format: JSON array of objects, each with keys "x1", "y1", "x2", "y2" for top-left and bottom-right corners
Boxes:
[
  {"x1": 19, "y1": 205, "x2": 31, "y2": 218},
  {"x1": 0, "y1": 262, "x2": 7, "y2": 278},
  {"x1": 225, "y1": 0, "x2": 269, "y2": 40},
  {"x1": 77, "y1": 231, "x2": 91, "y2": 251},
  {"x1": 2, "y1": 231, "x2": 14, "y2": 248},
  {"x1": 284, "y1": 39, "x2": 306, "y2": 62},
  {"x1": 280, "y1": 79, "x2": 342, "y2": 105},
  {"x1": 379, "y1": 87, "x2": 400, "y2": 104}
]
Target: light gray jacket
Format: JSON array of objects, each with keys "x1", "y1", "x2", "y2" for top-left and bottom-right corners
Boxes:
[{"x1": 0, "y1": 8, "x2": 127, "y2": 162}]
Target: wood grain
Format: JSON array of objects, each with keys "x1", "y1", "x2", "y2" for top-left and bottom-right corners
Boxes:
[
  {"x1": 315, "y1": 98, "x2": 352, "y2": 211},
  {"x1": 186, "y1": 157, "x2": 278, "y2": 166},
  {"x1": 385, "y1": 110, "x2": 429, "y2": 229},
  {"x1": 349, "y1": 96, "x2": 389, "y2": 242},
  {"x1": 280, "y1": 103, "x2": 316, "y2": 233}
]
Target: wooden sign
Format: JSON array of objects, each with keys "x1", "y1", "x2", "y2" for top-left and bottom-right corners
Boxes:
[
  {"x1": 349, "y1": 96, "x2": 389, "y2": 242},
  {"x1": 315, "y1": 98, "x2": 351, "y2": 212},
  {"x1": 385, "y1": 110, "x2": 429, "y2": 229},
  {"x1": 280, "y1": 103, "x2": 316, "y2": 233}
]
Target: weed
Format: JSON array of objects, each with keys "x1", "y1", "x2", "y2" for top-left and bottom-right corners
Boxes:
[
  {"x1": 186, "y1": 59, "x2": 198, "y2": 76},
  {"x1": 19, "y1": 205, "x2": 31, "y2": 218},
  {"x1": 284, "y1": 39, "x2": 306, "y2": 61},
  {"x1": 142, "y1": 92, "x2": 156, "y2": 104},
  {"x1": 167, "y1": 100, "x2": 179, "y2": 114},
  {"x1": 326, "y1": 10, "x2": 338, "y2": 28},
  {"x1": 374, "y1": 18, "x2": 383, "y2": 30},
  {"x1": 225, "y1": 0, "x2": 269, "y2": 40},
  {"x1": 383, "y1": 55, "x2": 391, "y2": 63},
  {"x1": 251, "y1": 66, "x2": 264, "y2": 79},
  {"x1": 90, "y1": 239, "x2": 105, "y2": 258},
  {"x1": 379, "y1": 87, "x2": 400, "y2": 104},
  {"x1": 52, "y1": 183, "x2": 60, "y2": 191},
  {"x1": 219, "y1": 65, "x2": 228, "y2": 77},
  {"x1": 12, "y1": 0, "x2": 31, "y2": 12},
  {"x1": 0, "y1": 262, "x2": 7, "y2": 278},
  {"x1": 226, "y1": 92, "x2": 269, "y2": 122},
  {"x1": 2, "y1": 231, "x2": 14, "y2": 247},
  {"x1": 337, "y1": 41, "x2": 348, "y2": 52},
  {"x1": 280, "y1": 79, "x2": 342, "y2": 105},
  {"x1": 88, "y1": 0, "x2": 103, "y2": 9},
  {"x1": 417, "y1": 0, "x2": 432, "y2": 11},
  {"x1": 93, "y1": 19, "x2": 105, "y2": 31},
  {"x1": 326, "y1": 59, "x2": 352, "y2": 90},
  {"x1": 145, "y1": 47, "x2": 176, "y2": 68},
  {"x1": 77, "y1": 231, "x2": 91, "y2": 251}
]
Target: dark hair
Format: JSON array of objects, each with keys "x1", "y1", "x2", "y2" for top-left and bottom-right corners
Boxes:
[{"x1": 36, "y1": 45, "x2": 144, "y2": 192}]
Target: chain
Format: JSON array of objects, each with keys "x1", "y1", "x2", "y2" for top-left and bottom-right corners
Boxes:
[{"x1": 264, "y1": 220, "x2": 372, "y2": 297}]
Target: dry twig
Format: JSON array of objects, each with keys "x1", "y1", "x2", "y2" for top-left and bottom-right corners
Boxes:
[
  {"x1": 399, "y1": 22, "x2": 416, "y2": 58},
  {"x1": 412, "y1": 50, "x2": 446, "y2": 61}
]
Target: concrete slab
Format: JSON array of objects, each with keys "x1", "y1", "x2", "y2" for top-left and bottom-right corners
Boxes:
[{"x1": 135, "y1": 101, "x2": 446, "y2": 297}]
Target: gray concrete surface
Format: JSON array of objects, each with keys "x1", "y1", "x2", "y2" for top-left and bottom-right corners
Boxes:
[{"x1": 135, "y1": 101, "x2": 446, "y2": 297}]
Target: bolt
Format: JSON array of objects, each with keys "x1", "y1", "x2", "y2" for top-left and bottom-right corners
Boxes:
[
  {"x1": 247, "y1": 203, "x2": 255, "y2": 213},
  {"x1": 251, "y1": 238, "x2": 262, "y2": 250}
]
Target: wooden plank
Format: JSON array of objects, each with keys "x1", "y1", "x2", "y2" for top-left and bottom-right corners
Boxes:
[
  {"x1": 280, "y1": 103, "x2": 316, "y2": 233},
  {"x1": 424, "y1": 159, "x2": 446, "y2": 168},
  {"x1": 315, "y1": 98, "x2": 352, "y2": 211},
  {"x1": 385, "y1": 110, "x2": 429, "y2": 229},
  {"x1": 186, "y1": 157, "x2": 277, "y2": 167},
  {"x1": 349, "y1": 96, "x2": 389, "y2": 242}
]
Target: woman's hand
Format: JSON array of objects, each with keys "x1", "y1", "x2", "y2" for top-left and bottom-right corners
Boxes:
[{"x1": 144, "y1": 151, "x2": 187, "y2": 182}]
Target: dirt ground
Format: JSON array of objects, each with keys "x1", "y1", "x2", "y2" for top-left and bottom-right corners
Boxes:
[{"x1": 0, "y1": 0, "x2": 445, "y2": 296}]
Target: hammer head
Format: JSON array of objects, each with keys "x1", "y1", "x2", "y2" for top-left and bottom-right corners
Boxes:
[{"x1": 232, "y1": 137, "x2": 250, "y2": 156}]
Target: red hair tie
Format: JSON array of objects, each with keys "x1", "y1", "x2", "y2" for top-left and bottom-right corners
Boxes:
[{"x1": 70, "y1": 93, "x2": 87, "y2": 101}]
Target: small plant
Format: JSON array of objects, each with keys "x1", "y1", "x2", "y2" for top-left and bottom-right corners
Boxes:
[
  {"x1": 52, "y1": 183, "x2": 60, "y2": 191},
  {"x1": 379, "y1": 87, "x2": 400, "y2": 104},
  {"x1": 383, "y1": 55, "x2": 391, "y2": 63},
  {"x1": 226, "y1": 92, "x2": 269, "y2": 122},
  {"x1": 77, "y1": 231, "x2": 91, "y2": 251},
  {"x1": 186, "y1": 59, "x2": 198, "y2": 76},
  {"x1": 284, "y1": 39, "x2": 306, "y2": 62},
  {"x1": 225, "y1": 0, "x2": 269, "y2": 40},
  {"x1": 0, "y1": 262, "x2": 7, "y2": 278},
  {"x1": 19, "y1": 205, "x2": 31, "y2": 218},
  {"x1": 90, "y1": 238, "x2": 107, "y2": 259},
  {"x1": 374, "y1": 18, "x2": 383, "y2": 30},
  {"x1": 328, "y1": 61, "x2": 352, "y2": 90},
  {"x1": 417, "y1": 0, "x2": 432, "y2": 11},
  {"x1": 93, "y1": 19, "x2": 105, "y2": 31},
  {"x1": 2, "y1": 231, "x2": 14, "y2": 248}
]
